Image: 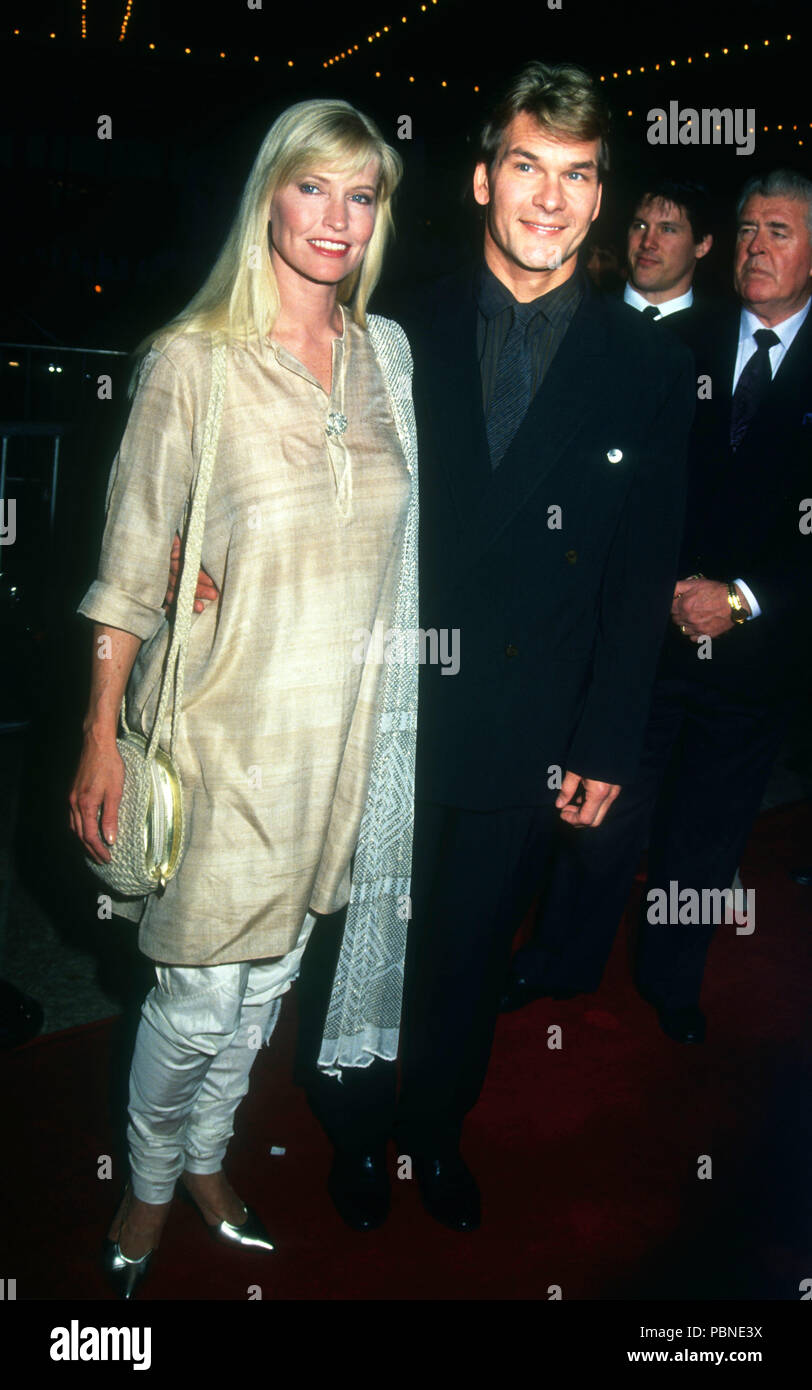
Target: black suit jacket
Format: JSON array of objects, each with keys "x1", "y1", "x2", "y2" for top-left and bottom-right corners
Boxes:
[
  {"x1": 659, "y1": 302, "x2": 812, "y2": 700},
  {"x1": 401, "y1": 271, "x2": 696, "y2": 809},
  {"x1": 655, "y1": 303, "x2": 698, "y2": 345},
  {"x1": 619, "y1": 291, "x2": 725, "y2": 348}
]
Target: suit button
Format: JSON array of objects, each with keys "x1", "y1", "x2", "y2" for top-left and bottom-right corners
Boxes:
[
  {"x1": 505, "y1": 643, "x2": 519, "y2": 658},
  {"x1": 566, "y1": 549, "x2": 577, "y2": 564}
]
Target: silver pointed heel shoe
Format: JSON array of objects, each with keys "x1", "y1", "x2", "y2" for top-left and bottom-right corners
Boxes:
[
  {"x1": 211, "y1": 1204, "x2": 275, "y2": 1252},
  {"x1": 179, "y1": 1183, "x2": 275, "y2": 1252},
  {"x1": 102, "y1": 1239, "x2": 153, "y2": 1299}
]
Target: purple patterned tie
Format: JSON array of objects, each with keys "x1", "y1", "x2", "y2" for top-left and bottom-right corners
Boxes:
[{"x1": 729, "y1": 328, "x2": 779, "y2": 450}]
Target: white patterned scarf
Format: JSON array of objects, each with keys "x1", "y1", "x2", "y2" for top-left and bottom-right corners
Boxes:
[{"x1": 317, "y1": 314, "x2": 420, "y2": 1076}]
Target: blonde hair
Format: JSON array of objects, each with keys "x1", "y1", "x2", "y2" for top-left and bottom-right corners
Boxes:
[{"x1": 136, "y1": 99, "x2": 402, "y2": 364}]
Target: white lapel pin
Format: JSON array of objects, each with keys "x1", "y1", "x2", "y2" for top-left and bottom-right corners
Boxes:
[{"x1": 607, "y1": 448, "x2": 623, "y2": 463}]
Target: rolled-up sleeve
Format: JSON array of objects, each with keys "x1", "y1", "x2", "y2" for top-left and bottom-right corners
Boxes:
[{"x1": 78, "y1": 342, "x2": 199, "y2": 641}]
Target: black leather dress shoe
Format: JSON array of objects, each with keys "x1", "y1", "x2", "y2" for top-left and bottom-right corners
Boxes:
[
  {"x1": 499, "y1": 974, "x2": 583, "y2": 1013},
  {"x1": 656, "y1": 1005, "x2": 706, "y2": 1044},
  {"x1": 414, "y1": 1153, "x2": 481, "y2": 1232},
  {"x1": 327, "y1": 1151, "x2": 390, "y2": 1232}
]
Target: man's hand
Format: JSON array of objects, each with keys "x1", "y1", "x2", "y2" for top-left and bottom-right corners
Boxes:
[
  {"x1": 671, "y1": 577, "x2": 747, "y2": 641},
  {"x1": 556, "y1": 771, "x2": 621, "y2": 827},
  {"x1": 164, "y1": 532, "x2": 220, "y2": 613}
]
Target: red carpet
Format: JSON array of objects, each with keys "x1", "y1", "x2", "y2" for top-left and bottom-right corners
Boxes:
[{"x1": 3, "y1": 803, "x2": 810, "y2": 1301}]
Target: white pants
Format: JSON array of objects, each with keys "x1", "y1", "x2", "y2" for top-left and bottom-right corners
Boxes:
[{"x1": 128, "y1": 913, "x2": 316, "y2": 1203}]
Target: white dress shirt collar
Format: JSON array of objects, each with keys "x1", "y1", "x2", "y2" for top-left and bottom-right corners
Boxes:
[
  {"x1": 739, "y1": 297, "x2": 811, "y2": 355},
  {"x1": 734, "y1": 296, "x2": 811, "y2": 391},
  {"x1": 623, "y1": 283, "x2": 694, "y2": 318}
]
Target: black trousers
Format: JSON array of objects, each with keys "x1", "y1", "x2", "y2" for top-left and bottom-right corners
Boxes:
[
  {"x1": 295, "y1": 799, "x2": 556, "y2": 1155},
  {"x1": 513, "y1": 677, "x2": 788, "y2": 1009}
]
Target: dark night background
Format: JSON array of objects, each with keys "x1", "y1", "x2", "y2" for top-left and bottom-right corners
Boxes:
[{"x1": 1, "y1": 1, "x2": 808, "y2": 348}]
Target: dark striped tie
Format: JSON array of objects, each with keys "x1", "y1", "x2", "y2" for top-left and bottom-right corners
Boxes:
[
  {"x1": 486, "y1": 306, "x2": 535, "y2": 469},
  {"x1": 729, "y1": 328, "x2": 779, "y2": 450}
]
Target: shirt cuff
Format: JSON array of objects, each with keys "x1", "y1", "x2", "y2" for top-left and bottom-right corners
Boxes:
[
  {"x1": 733, "y1": 578, "x2": 761, "y2": 620},
  {"x1": 77, "y1": 580, "x2": 166, "y2": 641}
]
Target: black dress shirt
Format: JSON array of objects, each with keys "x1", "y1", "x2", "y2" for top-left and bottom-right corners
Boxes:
[{"x1": 475, "y1": 263, "x2": 584, "y2": 417}]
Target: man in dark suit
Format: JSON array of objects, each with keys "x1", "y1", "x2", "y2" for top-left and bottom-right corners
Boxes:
[
  {"x1": 359, "y1": 61, "x2": 690, "y2": 1231},
  {"x1": 502, "y1": 168, "x2": 812, "y2": 1047},
  {"x1": 621, "y1": 177, "x2": 713, "y2": 337},
  {"x1": 173, "y1": 63, "x2": 695, "y2": 1232}
]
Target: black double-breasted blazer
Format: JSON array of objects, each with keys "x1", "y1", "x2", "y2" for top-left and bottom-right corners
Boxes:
[
  {"x1": 401, "y1": 269, "x2": 696, "y2": 809},
  {"x1": 659, "y1": 302, "x2": 812, "y2": 701}
]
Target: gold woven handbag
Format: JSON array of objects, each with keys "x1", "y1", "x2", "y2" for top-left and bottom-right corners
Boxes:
[
  {"x1": 91, "y1": 732, "x2": 184, "y2": 895},
  {"x1": 87, "y1": 341, "x2": 227, "y2": 898}
]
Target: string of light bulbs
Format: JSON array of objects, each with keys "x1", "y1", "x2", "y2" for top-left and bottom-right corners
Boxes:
[
  {"x1": 323, "y1": 0, "x2": 439, "y2": 68},
  {"x1": 598, "y1": 33, "x2": 793, "y2": 82},
  {"x1": 118, "y1": 1, "x2": 134, "y2": 43},
  {"x1": 9, "y1": 9, "x2": 805, "y2": 138}
]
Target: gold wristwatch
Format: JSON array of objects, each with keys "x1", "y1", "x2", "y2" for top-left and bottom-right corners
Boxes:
[{"x1": 727, "y1": 582, "x2": 749, "y2": 625}]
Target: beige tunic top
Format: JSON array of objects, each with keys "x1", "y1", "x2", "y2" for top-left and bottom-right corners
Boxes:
[{"x1": 79, "y1": 313, "x2": 410, "y2": 964}]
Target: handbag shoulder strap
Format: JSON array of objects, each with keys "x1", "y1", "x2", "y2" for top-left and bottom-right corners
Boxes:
[{"x1": 123, "y1": 337, "x2": 227, "y2": 759}]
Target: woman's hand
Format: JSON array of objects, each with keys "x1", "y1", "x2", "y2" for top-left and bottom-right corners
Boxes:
[
  {"x1": 69, "y1": 730, "x2": 125, "y2": 863},
  {"x1": 164, "y1": 532, "x2": 219, "y2": 614},
  {"x1": 70, "y1": 623, "x2": 142, "y2": 863}
]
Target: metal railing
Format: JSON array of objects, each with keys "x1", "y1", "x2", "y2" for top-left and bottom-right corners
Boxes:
[
  {"x1": 0, "y1": 341, "x2": 129, "y2": 535},
  {"x1": 1, "y1": 423, "x2": 65, "y2": 536}
]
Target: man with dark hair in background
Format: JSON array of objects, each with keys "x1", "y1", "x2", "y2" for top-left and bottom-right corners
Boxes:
[{"x1": 622, "y1": 177, "x2": 714, "y2": 335}]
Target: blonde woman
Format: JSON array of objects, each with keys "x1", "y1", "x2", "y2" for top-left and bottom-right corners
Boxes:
[{"x1": 69, "y1": 99, "x2": 418, "y2": 1297}]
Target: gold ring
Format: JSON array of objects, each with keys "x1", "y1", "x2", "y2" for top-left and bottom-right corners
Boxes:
[{"x1": 680, "y1": 624, "x2": 687, "y2": 634}]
